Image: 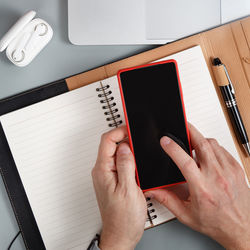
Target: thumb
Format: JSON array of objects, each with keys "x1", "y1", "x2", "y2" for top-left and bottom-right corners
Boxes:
[
  {"x1": 145, "y1": 189, "x2": 189, "y2": 222},
  {"x1": 116, "y1": 143, "x2": 136, "y2": 187}
]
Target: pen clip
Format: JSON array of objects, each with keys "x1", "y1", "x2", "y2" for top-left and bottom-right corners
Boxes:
[{"x1": 223, "y1": 65, "x2": 235, "y2": 95}]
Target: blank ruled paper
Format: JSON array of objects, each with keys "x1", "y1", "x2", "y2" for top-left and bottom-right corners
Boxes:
[
  {"x1": 0, "y1": 46, "x2": 241, "y2": 248},
  {"x1": 0, "y1": 80, "x2": 122, "y2": 250}
]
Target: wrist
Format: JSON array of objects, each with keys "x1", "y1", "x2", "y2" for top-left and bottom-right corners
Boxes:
[
  {"x1": 217, "y1": 232, "x2": 250, "y2": 250},
  {"x1": 99, "y1": 242, "x2": 134, "y2": 250},
  {"x1": 99, "y1": 233, "x2": 136, "y2": 250},
  {"x1": 226, "y1": 238, "x2": 250, "y2": 250}
]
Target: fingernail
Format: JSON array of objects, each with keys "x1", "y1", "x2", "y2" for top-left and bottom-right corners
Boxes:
[
  {"x1": 161, "y1": 136, "x2": 171, "y2": 146},
  {"x1": 117, "y1": 143, "x2": 131, "y2": 155}
]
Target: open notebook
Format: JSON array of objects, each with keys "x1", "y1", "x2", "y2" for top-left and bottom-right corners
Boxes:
[{"x1": 0, "y1": 46, "x2": 240, "y2": 250}]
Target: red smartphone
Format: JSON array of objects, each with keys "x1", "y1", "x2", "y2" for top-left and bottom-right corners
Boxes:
[{"x1": 117, "y1": 59, "x2": 192, "y2": 192}]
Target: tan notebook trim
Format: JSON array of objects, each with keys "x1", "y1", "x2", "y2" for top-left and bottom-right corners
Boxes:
[{"x1": 65, "y1": 17, "x2": 250, "y2": 181}]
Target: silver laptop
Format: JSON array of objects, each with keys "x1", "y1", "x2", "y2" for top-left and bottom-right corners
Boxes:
[{"x1": 68, "y1": 0, "x2": 250, "y2": 45}]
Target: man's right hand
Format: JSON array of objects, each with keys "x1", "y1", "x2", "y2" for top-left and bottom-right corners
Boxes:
[{"x1": 146, "y1": 123, "x2": 250, "y2": 250}]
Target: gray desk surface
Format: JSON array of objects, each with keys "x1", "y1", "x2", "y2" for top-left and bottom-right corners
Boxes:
[{"x1": 0, "y1": 1, "x2": 224, "y2": 249}]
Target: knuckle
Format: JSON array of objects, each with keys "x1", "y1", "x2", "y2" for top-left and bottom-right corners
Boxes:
[
  {"x1": 231, "y1": 160, "x2": 242, "y2": 170},
  {"x1": 215, "y1": 175, "x2": 235, "y2": 199},
  {"x1": 91, "y1": 167, "x2": 99, "y2": 180},
  {"x1": 101, "y1": 132, "x2": 109, "y2": 142},
  {"x1": 233, "y1": 165, "x2": 245, "y2": 180},
  {"x1": 91, "y1": 165, "x2": 104, "y2": 179},
  {"x1": 118, "y1": 160, "x2": 134, "y2": 173},
  {"x1": 216, "y1": 175, "x2": 229, "y2": 189},
  {"x1": 212, "y1": 167, "x2": 221, "y2": 176},
  {"x1": 183, "y1": 158, "x2": 195, "y2": 170},
  {"x1": 91, "y1": 167, "x2": 96, "y2": 178},
  {"x1": 197, "y1": 139, "x2": 211, "y2": 152},
  {"x1": 207, "y1": 138, "x2": 219, "y2": 147},
  {"x1": 118, "y1": 153, "x2": 134, "y2": 167},
  {"x1": 230, "y1": 162, "x2": 240, "y2": 173},
  {"x1": 230, "y1": 168, "x2": 238, "y2": 178},
  {"x1": 225, "y1": 156, "x2": 245, "y2": 179},
  {"x1": 159, "y1": 195, "x2": 169, "y2": 206}
]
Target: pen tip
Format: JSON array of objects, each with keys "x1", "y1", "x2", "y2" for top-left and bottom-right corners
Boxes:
[{"x1": 213, "y1": 57, "x2": 222, "y2": 66}]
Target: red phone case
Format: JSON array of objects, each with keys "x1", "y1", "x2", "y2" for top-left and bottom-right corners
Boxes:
[{"x1": 117, "y1": 59, "x2": 192, "y2": 192}]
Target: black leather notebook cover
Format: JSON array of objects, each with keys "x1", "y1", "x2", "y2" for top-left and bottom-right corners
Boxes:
[{"x1": 0, "y1": 79, "x2": 68, "y2": 250}]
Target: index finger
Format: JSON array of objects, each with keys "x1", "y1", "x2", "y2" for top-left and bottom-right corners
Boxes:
[
  {"x1": 160, "y1": 136, "x2": 200, "y2": 184},
  {"x1": 96, "y1": 125, "x2": 128, "y2": 167}
]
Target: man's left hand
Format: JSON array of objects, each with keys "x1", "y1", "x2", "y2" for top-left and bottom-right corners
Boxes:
[{"x1": 92, "y1": 126, "x2": 147, "y2": 250}]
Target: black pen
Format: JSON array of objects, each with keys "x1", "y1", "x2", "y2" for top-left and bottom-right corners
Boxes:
[{"x1": 212, "y1": 57, "x2": 250, "y2": 157}]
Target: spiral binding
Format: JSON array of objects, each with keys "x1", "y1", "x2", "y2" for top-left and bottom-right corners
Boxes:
[
  {"x1": 146, "y1": 197, "x2": 157, "y2": 222},
  {"x1": 96, "y1": 83, "x2": 123, "y2": 127}
]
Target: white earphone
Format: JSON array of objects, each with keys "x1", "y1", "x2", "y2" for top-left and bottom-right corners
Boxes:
[{"x1": 0, "y1": 10, "x2": 53, "y2": 67}]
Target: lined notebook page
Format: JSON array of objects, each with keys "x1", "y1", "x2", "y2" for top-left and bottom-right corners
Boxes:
[
  {"x1": 0, "y1": 77, "x2": 152, "y2": 249},
  {"x1": 0, "y1": 81, "x2": 126, "y2": 250}
]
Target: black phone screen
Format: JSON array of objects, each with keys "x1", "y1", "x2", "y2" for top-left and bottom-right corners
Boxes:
[{"x1": 119, "y1": 61, "x2": 191, "y2": 191}]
